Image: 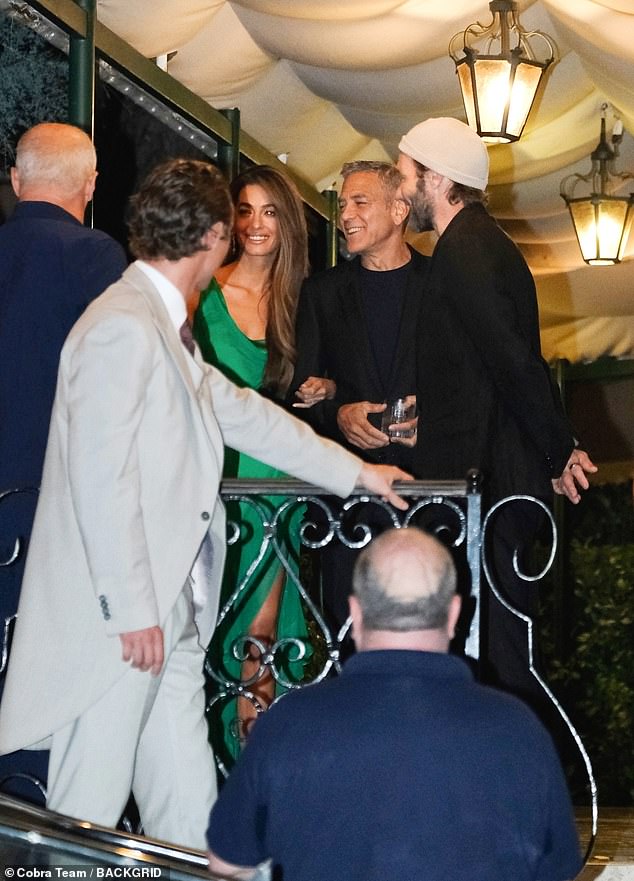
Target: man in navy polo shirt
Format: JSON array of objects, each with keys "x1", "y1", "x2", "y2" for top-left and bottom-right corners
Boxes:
[{"x1": 206, "y1": 527, "x2": 582, "y2": 881}]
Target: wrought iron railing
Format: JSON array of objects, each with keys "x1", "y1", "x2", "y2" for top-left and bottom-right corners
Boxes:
[
  {"x1": 0, "y1": 477, "x2": 597, "y2": 860},
  {"x1": 205, "y1": 477, "x2": 481, "y2": 770}
]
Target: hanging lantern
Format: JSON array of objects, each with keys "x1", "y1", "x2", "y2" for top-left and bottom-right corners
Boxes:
[
  {"x1": 449, "y1": 0, "x2": 557, "y2": 144},
  {"x1": 561, "y1": 109, "x2": 634, "y2": 266}
]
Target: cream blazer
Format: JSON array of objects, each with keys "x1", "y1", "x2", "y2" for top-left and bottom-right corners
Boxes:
[{"x1": 0, "y1": 265, "x2": 361, "y2": 753}]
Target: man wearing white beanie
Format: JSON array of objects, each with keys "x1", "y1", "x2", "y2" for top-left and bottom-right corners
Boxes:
[{"x1": 396, "y1": 117, "x2": 596, "y2": 703}]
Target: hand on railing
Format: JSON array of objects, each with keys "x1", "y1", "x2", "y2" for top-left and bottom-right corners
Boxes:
[{"x1": 355, "y1": 463, "x2": 413, "y2": 511}]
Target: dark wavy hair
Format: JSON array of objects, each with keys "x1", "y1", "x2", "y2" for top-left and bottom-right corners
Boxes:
[
  {"x1": 127, "y1": 159, "x2": 233, "y2": 261},
  {"x1": 230, "y1": 165, "x2": 309, "y2": 396}
]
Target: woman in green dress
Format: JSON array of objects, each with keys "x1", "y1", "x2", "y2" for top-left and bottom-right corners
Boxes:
[{"x1": 193, "y1": 165, "x2": 334, "y2": 764}]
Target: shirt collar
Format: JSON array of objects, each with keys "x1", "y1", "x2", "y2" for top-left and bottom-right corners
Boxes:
[{"x1": 136, "y1": 260, "x2": 187, "y2": 335}]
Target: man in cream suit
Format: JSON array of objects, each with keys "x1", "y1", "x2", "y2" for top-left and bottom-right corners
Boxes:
[{"x1": 0, "y1": 159, "x2": 409, "y2": 850}]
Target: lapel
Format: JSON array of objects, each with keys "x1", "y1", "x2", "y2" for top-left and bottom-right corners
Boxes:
[
  {"x1": 123, "y1": 265, "x2": 223, "y2": 461},
  {"x1": 336, "y1": 258, "x2": 384, "y2": 398},
  {"x1": 125, "y1": 264, "x2": 199, "y2": 400}
]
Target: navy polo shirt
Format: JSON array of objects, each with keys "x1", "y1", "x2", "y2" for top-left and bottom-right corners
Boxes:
[{"x1": 207, "y1": 650, "x2": 582, "y2": 881}]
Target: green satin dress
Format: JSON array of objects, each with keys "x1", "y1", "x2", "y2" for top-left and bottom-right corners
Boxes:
[{"x1": 193, "y1": 278, "x2": 307, "y2": 765}]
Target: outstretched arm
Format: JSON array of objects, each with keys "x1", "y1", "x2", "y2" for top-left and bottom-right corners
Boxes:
[{"x1": 208, "y1": 364, "x2": 411, "y2": 506}]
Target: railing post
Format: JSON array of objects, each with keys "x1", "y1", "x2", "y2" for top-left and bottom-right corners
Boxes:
[
  {"x1": 464, "y1": 469, "x2": 482, "y2": 665},
  {"x1": 219, "y1": 108, "x2": 240, "y2": 182}
]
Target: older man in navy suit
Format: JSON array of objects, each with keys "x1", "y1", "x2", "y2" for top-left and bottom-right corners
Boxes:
[{"x1": 0, "y1": 122, "x2": 126, "y2": 801}]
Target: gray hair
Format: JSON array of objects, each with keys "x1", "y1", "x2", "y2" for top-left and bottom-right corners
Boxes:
[
  {"x1": 15, "y1": 123, "x2": 96, "y2": 196},
  {"x1": 352, "y1": 528, "x2": 457, "y2": 632},
  {"x1": 340, "y1": 160, "x2": 404, "y2": 203}
]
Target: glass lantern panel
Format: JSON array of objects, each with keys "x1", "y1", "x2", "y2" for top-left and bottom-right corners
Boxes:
[
  {"x1": 507, "y1": 63, "x2": 542, "y2": 139},
  {"x1": 594, "y1": 200, "x2": 629, "y2": 263},
  {"x1": 471, "y1": 58, "x2": 511, "y2": 136},
  {"x1": 570, "y1": 198, "x2": 631, "y2": 264},
  {"x1": 457, "y1": 62, "x2": 478, "y2": 131},
  {"x1": 617, "y1": 204, "x2": 634, "y2": 262}
]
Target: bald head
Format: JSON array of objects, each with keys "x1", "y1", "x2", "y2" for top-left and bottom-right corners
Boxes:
[
  {"x1": 352, "y1": 528, "x2": 457, "y2": 634},
  {"x1": 12, "y1": 123, "x2": 97, "y2": 216}
]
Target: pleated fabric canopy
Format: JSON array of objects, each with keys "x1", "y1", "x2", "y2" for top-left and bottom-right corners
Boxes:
[{"x1": 97, "y1": 0, "x2": 634, "y2": 364}]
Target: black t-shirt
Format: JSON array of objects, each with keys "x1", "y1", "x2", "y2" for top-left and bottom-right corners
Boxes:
[{"x1": 359, "y1": 262, "x2": 409, "y2": 392}]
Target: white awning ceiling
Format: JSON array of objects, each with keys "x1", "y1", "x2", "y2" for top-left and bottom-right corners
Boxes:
[{"x1": 96, "y1": 0, "x2": 634, "y2": 364}]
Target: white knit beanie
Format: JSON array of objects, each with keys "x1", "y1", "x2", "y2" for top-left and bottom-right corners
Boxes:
[{"x1": 399, "y1": 118, "x2": 489, "y2": 191}]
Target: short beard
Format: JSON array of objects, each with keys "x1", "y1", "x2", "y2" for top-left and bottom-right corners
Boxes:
[{"x1": 410, "y1": 197, "x2": 434, "y2": 233}]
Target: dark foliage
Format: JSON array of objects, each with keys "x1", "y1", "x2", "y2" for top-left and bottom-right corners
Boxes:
[
  {"x1": 0, "y1": 14, "x2": 68, "y2": 174},
  {"x1": 540, "y1": 482, "x2": 634, "y2": 805}
]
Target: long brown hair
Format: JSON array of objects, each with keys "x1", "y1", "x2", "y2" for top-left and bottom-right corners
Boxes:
[{"x1": 230, "y1": 165, "x2": 308, "y2": 396}]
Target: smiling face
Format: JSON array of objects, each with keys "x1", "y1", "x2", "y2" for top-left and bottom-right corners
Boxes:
[
  {"x1": 338, "y1": 171, "x2": 401, "y2": 257},
  {"x1": 234, "y1": 182, "x2": 280, "y2": 258}
]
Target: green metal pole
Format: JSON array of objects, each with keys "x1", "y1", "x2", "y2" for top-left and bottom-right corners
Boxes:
[
  {"x1": 69, "y1": 0, "x2": 95, "y2": 226},
  {"x1": 68, "y1": 0, "x2": 95, "y2": 138},
  {"x1": 324, "y1": 188, "x2": 338, "y2": 268},
  {"x1": 219, "y1": 108, "x2": 240, "y2": 181}
]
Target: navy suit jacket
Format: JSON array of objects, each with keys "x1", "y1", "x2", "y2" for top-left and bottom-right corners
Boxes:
[
  {"x1": 0, "y1": 201, "x2": 126, "y2": 698},
  {"x1": 0, "y1": 201, "x2": 126, "y2": 489}
]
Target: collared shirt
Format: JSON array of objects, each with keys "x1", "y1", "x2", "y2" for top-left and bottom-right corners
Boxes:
[{"x1": 136, "y1": 260, "x2": 203, "y2": 385}]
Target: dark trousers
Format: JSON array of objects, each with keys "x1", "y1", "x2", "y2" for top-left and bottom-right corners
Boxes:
[
  {"x1": 480, "y1": 499, "x2": 549, "y2": 708},
  {"x1": 0, "y1": 486, "x2": 48, "y2": 805},
  {"x1": 306, "y1": 499, "x2": 397, "y2": 648}
]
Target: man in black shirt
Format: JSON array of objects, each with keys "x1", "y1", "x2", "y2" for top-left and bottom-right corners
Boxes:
[
  {"x1": 289, "y1": 161, "x2": 428, "y2": 632},
  {"x1": 396, "y1": 117, "x2": 596, "y2": 700}
]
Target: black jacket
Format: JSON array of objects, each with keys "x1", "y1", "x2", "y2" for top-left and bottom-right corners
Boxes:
[
  {"x1": 413, "y1": 203, "x2": 575, "y2": 502},
  {"x1": 289, "y1": 247, "x2": 429, "y2": 467}
]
